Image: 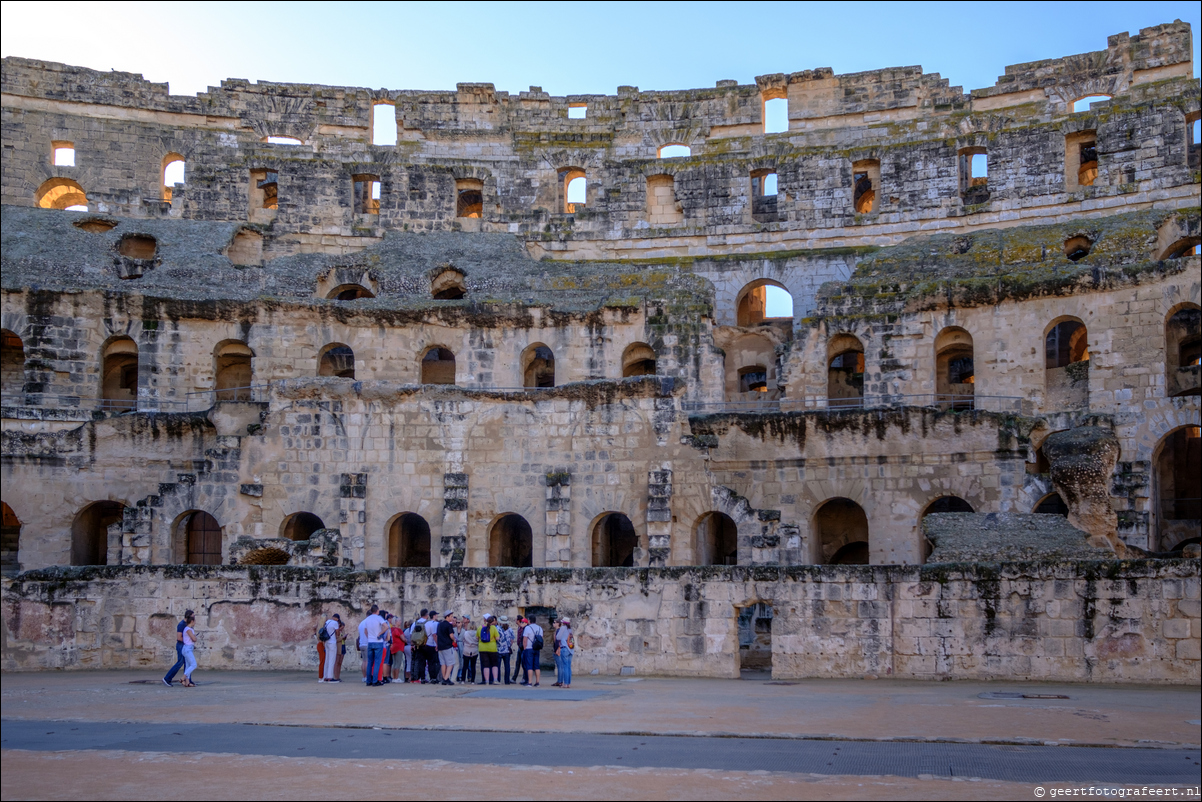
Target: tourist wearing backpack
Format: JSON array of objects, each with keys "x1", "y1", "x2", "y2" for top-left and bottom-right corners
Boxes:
[
  {"x1": 318, "y1": 614, "x2": 341, "y2": 682},
  {"x1": 521, "y1": 615, "x2": 544, "y2": 687},
  {"x1": 510, "y1": 618, "x2": 526, "y2": 684},
  {"x1": 478, "y1": 614, "x2": 500, "y2": 685}
]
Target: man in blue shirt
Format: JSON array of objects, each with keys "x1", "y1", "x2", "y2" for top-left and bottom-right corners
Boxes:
[{"x1": 162, "y1": 609, "x2": 193, "y2": 686}]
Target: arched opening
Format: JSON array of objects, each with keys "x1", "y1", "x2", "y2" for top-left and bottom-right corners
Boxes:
[
  {"x1": 736, "y1": 280, "x2": 794, "y2": 328},
  {"x1": 318, "y1": 344, "x2": 355, "y2": 379},
  {"x1": 488, "y1": 513, "x2": 533, "y2": 567},
  {"x1": 852, "y1": 159, "x2": 880, "y2": 214},
  {"x1": 456, "y1": 178, "x2": 483, "y2": 218},
  {"x1": 35, "y1": 177, "x2": 88, "y2": 211},
  {"x1": 71, "y1": 501, "x2": 125, "y2": 566},
  {"x1": 934, "y1": 327, "x2": 974, "y2": 409},
  {"x1": 214, "y1": 341, "x2": 254, "y2": 401},
  {"x1": 431, "y1": 269, "x2": 467, "y2": 300},
  {"x1": 1, "y1": 501, "x2": 21, "y2": 577},
  {"x1": 1045, "y1": 319, "x2": 1089, "y2": 409},
  {"x1": 522, "y1": 344, "x2": 555, "y2": 388},
  {"x1": 420, "y1": 346, "x2": 456, "y2": 385},
  {"x1": 280, "y1": 512, "x2": 325, "y2": 541},
  {"x1": 658, "y1": 143, "x2": 691, "y2": 158},
  {"x1": 101, "y1": 336, "x2": 138, "y2": 410},
  {"x1": 1064, "y1": 235, "x2": 1093, "y2": 262},
  {"x1": 1165, "y1": 305, "x2": 1201, "y2": 398},
  {"x1": 815, "y1": 498, "x2": 869, "y2": 565},
  {"x1": 1, "y1": 329, "x2": 26, "y2": 397},
  {"x1": 1033, "y1": 493, "x2": 1069, "y2": 516},
  {"x1": 1159, "y1": 237, "x2": 1201, "y2": 260},
  {"x1": 1154, "y1": 426, "x2": 1201, "y2": 551},
  {"x1": 388, "y1": 512, "x2": 431, "y2": 567},
  {"x1": 591, "y1": 512, "x2": 638, "y2": 567},
  {"x1": 181, "y1": 511, "x2": 222, "y2": 565},
  {"x1": 920, "y1": 496, "x2": 974, "y2": 561},
  {"x1": 739, "y1": 365, "x2": 768, "y2": 393},
  {"x1": 694, "y1": 511, "x2": 738, "y2": 566},
  {"x1": 827, "y1": 334, "x2": 865, "y2": 408},
  {"x1": 560, "y1": 168, "x2": 586, "y2": 213},
  {"x1": 327, "y1": 284, "x2": 375, "y2": 301},
  {"x1": 762, "y1": 92, "x2": 788, "y2": 133},
  {"x1": 621, "y1": 342, "x2": 657, "y2": 378},
  {"x1": 725, "y1": 332, "x2": 777, "y2": 401},
  {"x1": 736, "y1": 602, "x2": 774, "y2": 673},
  {"x1": 162, "y1": 154, "x2": 185, "y2": 201},
  {"x1": 1072, "y1": 95, "x2": 1111, "y2": 113}
]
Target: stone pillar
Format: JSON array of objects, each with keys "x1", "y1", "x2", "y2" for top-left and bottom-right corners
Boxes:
[
  {"x1": 441, "y1": 472, "x2": 467, "y2": 567},
  {"x1": 544, "y1": 470, "x2": 571, "y2": 566},
  {"x1": 339, "y1": 472, "x2": 367, "y2": 568},
  {"x1": 646, "y1": 464, "x2": 672, "y2": 567}
]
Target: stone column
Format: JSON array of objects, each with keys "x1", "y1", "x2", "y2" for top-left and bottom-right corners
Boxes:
[
  {"x1": 339, "y1": 472, "x2": 367, "y2": 568},
  {"x1": 646, "y1": 464, "x2": 672, "y2": 567},
  {"x1": 441, "y1": 472, "x2": 467, "y2": 567},
  {"x1": 544, "y1": 470, "x2": 571, "y2": 567}
]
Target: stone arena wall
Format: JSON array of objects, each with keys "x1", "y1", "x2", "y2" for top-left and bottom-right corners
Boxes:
[{"x1": 2, "y1": 561, "x2": 1197, "y2": 683}]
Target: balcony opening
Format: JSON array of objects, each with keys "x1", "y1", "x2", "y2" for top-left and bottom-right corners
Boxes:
[
  {"x1": 318, "y1": 344, "x2": 355, "y2": 379},
  {"x1": 522, "y1": 344, "x2": 555, "y2": 388},
  {"x1": 456, "y1": 178, "x2": 483, "y2": 218},
  {"x1": 327, "y1": 284, "x2": 374, "y2": 300},
  {"x1": 560, "y1": 168, "x2": 586, "y2": 213},
  {"x1": 852, "y1": 159, "x2": 880, "y2": 214},
  {"x1": 694, "y1": 511, "x2": 737, "y2": 566},
  {"x1": 214, "y1": 341, "x2": 254, "y2": 401},
  {"x1": 420, "y1": 346, "x2": 456, "y2": 385},
  {"x1": 249, "y1": 169, "x2": 278, "y2": 220},
  {"x1": 621, "y1": 342, "x2": 657, "y2": 377},
  {"x1": 736, "y1": 280, "x2": 793, "y2": 328},
  {"x1": 645, "y1": 174, "x2": 682, "y2": 226},
  {"x1": 935, "y1": 327, "x2": 974, "y2": 410},
  {"x1": 658, "y1": 143, "x2": 691, "y2": 158},
  {"x1": 739, "y1": 365, "x2": 768, "y2": 393},
  {"x1": 1154, "y1": 426, "x2": 1201, "y2": 551},
  {"x1": 489, "y1": 513, "x2": 533, "y2": 567},
  {"x1": 162, "y1": 154, "x2": 185, "y2": 201},
  {"x1": 1065, "y1": 130, "x2": 1098, "y2": 190},
  {"x1": 762, "y1": 94, "x2": 788, "y2": 134},
  {"x1": 1045, "y1": 319, "x2": 1089, "y2": 410},
  {"x1": 725, "y1": 333, "x2": 776, "y2": 401},
  {"x1": 353, "y1": 174, "x2": 380, "y2": 215},
  {"x1": 431, "y1": 269, "x2": 467, "y2": 300},
  {"x1": 1165, "y1": 304, "x2": 1201, "y2": 398},
  {"x1": 959, "y1": 147, "x2": 989, "y2": 204},
  {"x1": 591, "y1": 512, "x2": 637, "y2": 567},
  {"x1": 52, "y1": 141, "x2": 75, "y2": 166},
  {"x1": 388, "y1": 513, "x2": 431, "y2": 567},
  {"x1": 1072, "y1": 95, "x2": 1111, "y2": 113},
  {"x1": 281, "y1": 512, "x2": 325, "y2": 541},
  {"x1": 101, "y1": 336, "x2": 138, "y2": 410},
  {"x1": 372, "y1": 103, "x2": 398, "y2": 146},
  {"x1": 815, "y1": 498, "x2": 870, "y2": 565},
  {"x1": 71, "y1": 501, "x2": 125, "y2": 566},
  {"x1": 827, "y1": 334, "x2": 865, "y2": 408},
  {"x1": 750, "y1": 169, "x2": 779, "y2": 221},
  {"x1": 568, "y1": 103, "x2": 587, "y2": 119},
  {"x1": 35, "y1": 178, "x2": 88, "y2": 211}
]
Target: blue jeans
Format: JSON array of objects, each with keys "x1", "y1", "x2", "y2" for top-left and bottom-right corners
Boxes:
[
  {"x1": 556, "y1": 651, "x2": 572, "y2": 685},
  {"x1": 182, "y1": 644, "x2": 197, "y2": 680},
  {"x1": 164, "y1": 641, "x2": 184, "y2": 683},
  {"x1": 499, "y1": 653, "x2": 511, "y2": 683},
  {"x1": 366, "y1": 642, "x2": 385, "y2": 683}
]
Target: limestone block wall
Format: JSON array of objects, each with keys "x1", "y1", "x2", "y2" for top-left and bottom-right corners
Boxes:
[{"x1": 2, "y1": 561, "x2": 1196, "y2": 684}]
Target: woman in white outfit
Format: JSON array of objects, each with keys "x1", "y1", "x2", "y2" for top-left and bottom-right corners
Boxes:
[
  {"x1": 180, "y1": 612, "x2": 198, "y2": 687},
  {"x1": 321, "y1": 614, "x2": 341, "y2": 682}
]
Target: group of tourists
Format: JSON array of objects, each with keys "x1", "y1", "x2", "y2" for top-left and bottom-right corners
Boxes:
[{"x1": 161, "y1": 606, "x2": 576, "y2": 689}]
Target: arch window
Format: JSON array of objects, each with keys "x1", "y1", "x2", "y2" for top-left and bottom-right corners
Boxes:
[
  {"x1": 35, "y1": 177, "x2": 88, "y2": 211},
  {"x1": 658, "y1": 143, "x2": 690, "y2": 158},
  {"x1": 281, "y1": 512, "x2": 325, "y2": 541},
  {"x1": 101, "y1": 337, "x2": 138, "y2": 410},
  {"x1": 621, "y1": 342, "x2": 657, "y2": 378},
  {"x1": 726, "y1": 333, "x2": 776, "y2": 401},
  {"x1": 318, "y1": 344, "x2": 355, "y2": 379},
  {"x1": 71, "y1": 501, "x2": 125, "y2": 566},
  {"x1": 694, "y1": 511, "x2": 737, "y2": 566},
  {"x1": 1065, "y1": 130, "x2": 1097, "y2": 190},
  {"x1": 1033, "y1": 493, "x2": 1068, "y2": 516},
  {"x1": 762, "y1": 92, "x2": 788, "y2": 134},
  {"x1": 388, "y1": 513, "x2": 431, "y2": 567},
  {"x1": 1165, "y1": 305, "x2": 1201, "y2": 398},
  {"x1": 919, "y1": 496, "x2": 974, "y2": 561},
  {"x1": 934, "y1": 327, "x2": 974, "y2": 409},
  {"x1": 353, "y1": 174, "x2": 381, "y2": 215},
  {"x1": 736, "y1": 280, "x2": 794, "y2": 328},
  {"x1": 959, "y1": 147, "x2": 989, "y2": 204},
  {"x1": 1, "y1": 501, "x2": 21, "y2": 577},
  {"x1": 431, "y1": 269, "x2": 466, "y2": 300},
  {"x1": 327, "y1": 284, "x2": 375, "y2": 301},
  {"x1": 488, "y1": 513, "x2": 533, "y2": 567},
  {"x1": 1045, "y1": 320, "x2": 1088, "y2": 368},
  {"x1": 522, "y1": 344, "x2": 555, "y2": 388},
  {"x1": 214, "y1": 341, "x2": 254, "y2": 401},
  {"x1": 591, "y1": 512, "x2": 637, "y2": 567},
  {"x1": 372, "y1": 103, "x2": 398, "y2": 146},
  {"x1": 1072, "y1": 95, "x2": 1111, "y2": 113},
  {"x1": 1154, "y1": 426, "x2": 1201, "y2": 551},
  {"x1": 827, "y1": 334, "x2": 865, "y2": 408},
  {"x1": 162, "y1": 154, "x2": 185, "y2": 201},
  {"x1": 249, "y1": 168, "x2": 278, "y2": 220},
  {"x1": 456, "y1": 179, "x2": 483, "y2": 218},
  {"x1": 182, "y1": 511, "x2": 222, "y2": 565},
  {"x1": 814, "y1": 498, "x2": 869, "y2": 565},
  {"x1": 1159, "y1": 237, "x2": 1201, "y2": 260},
  {"x1": 420, "y1": 346, "x2": 456, "y2": 385},
  {"x1": 852, "y1": 159, "x2": 880, "y2": 214},
  {"x1": 560, "y1": 168, "x2": 586, "y2": 213},
  {"x1": 1044, "y1": 320, "x2": 1089, "y2": 410},
  {"x1": 1, "y1": 329, "x2": 25, "y2": 397}
]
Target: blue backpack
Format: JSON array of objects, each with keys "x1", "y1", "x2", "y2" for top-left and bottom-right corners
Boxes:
[{"x1": 480, "y1": 625, "x2": 491, "y2": 643}]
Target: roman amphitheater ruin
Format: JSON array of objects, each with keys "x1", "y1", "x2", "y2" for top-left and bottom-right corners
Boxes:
[{"x1": 0, "y1": 23, "x2": 1198, "y2": 682}]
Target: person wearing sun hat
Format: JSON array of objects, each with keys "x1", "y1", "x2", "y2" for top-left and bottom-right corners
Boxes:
[
  {"x1": 497, "y1": 615, "x2": 515, "y2": 684},
  {"x1": 553, "y1": 616, "x2": 574, "y2": 689}
]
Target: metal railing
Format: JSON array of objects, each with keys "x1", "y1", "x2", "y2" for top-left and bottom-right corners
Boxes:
[{"x1": 681, "y1": 393, "x2": 1026, "y2": 414}]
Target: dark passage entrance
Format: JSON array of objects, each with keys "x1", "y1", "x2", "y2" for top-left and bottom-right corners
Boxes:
[
  {"x1": 591, "y1": 512, "x2": 637, "y2": 567},
  {"x1": 737, "y1": 602, "x2": 774, "y2": 674},
  {"x1": 489, "y1": 513, "x2": 533, "y2": 567}
]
